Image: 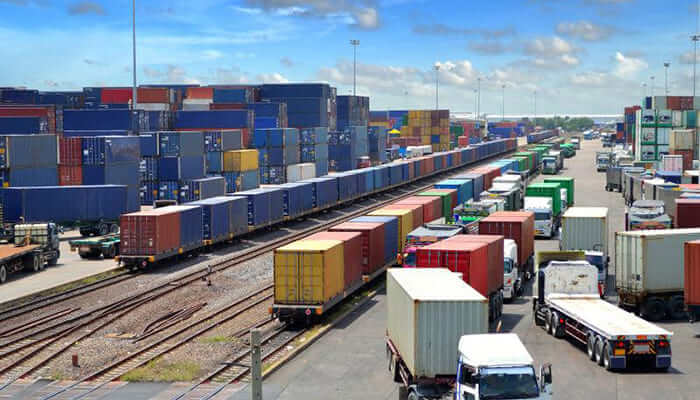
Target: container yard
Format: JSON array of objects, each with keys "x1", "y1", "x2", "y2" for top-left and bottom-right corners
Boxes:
[{"x1": 3, "y1": 2, "x2": 700, "y2": 398}]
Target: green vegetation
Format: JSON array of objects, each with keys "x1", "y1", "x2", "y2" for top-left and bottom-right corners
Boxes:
[
  {"x1": 121, "y1": 358, "x2": 201, "y2": 382},
  {"x1": 199, "y1": 335, "x2": 234, "y2": 344},
  {"x1": 533, "y1": 116, "x2": 595, "y2": 132}
]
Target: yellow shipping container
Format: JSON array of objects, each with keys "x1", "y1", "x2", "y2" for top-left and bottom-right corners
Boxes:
[
  {"x1": 432, "y1": 144, "x2": 441, "y2": 153},
  {"x1": 223, "y1": 149, "x2": 258, "y2": 172},
  {"x1": 274, "y1": 239, "x2": 344, "y2": 305},
  {"x1": 421, "y1": 136, "x2": 431, "y2": 145},
  {"x1": 368, "y1": 208, "x2": 413, "y2": 252}
]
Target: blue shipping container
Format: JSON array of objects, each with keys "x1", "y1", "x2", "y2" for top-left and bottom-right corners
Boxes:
[
  {"x1": 158, "y1": 156, "x2": 205, "y2": 181},
  {"x1": 234, "y1": 189, "x2": 271, "y2": 226},
  {"x1": 169, "y1": 205, "x2": 203, "y2": 250},
  {"x1": 159, "y1": 131, "x2": 204, "y2": 157},
  {"x1": 306, "y1": 176, "x2": 337, "y2": 209},
  {"x1": 174, "y1": 110, "x2": 253, "y2": 130},
  {"x1": 350, "y1": 215, "x2": 399, "y2": 264},
  {"x1": 187, "y1": 196, "x2": 235, "y2": 242},
  {"x1": 277, "y1": 182, "x2": 313, "y2": 218},
  {"x1": 180, "y1": 176, "x2": 226, "y2": 202},
  {"x1": 203, "y1": 130, "x2": 241, "y2": 152}
]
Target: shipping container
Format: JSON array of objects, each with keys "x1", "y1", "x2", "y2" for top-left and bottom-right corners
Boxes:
[
  {"x1": 120, "y1": 207, "x2": 181, "y2": 256},
  {"x1": 368, "y1": 208, "x2": 413, "y2": 252},
  {"x1": 305, "y1": 231, "x2": 363, "y2": 290},
  {"x1": 58, "y1": 137, "x2": 82, "y2": 166},
  {"x1": 543, "y1": 177, "x2": 575, "y2": 206},
  {"x1": 381, "y1": 204, "x2": 423, "y2": 230},
  {"x1": 675, "y1": 199, "x2": 700, "y2": 228},
  {"x1": 274, "y1": 239, "x2": 344, "y2": 305},
  {"x1": 187, "y1": 196, "x2": 244, "y2": 243},
  {"x1": 174, "y1": 110, "x2": 253, "y2": 130},
  {"x1": 433, "y1": 179, "x2": 473, "y2": 206},
  {"x1": 478, "y1": 211, "x2": 535, "y2": 273},
  {"x1": 394, "y1": 196, "x2": 443, "y2": 224},
  {"x1": 165, "y1": 205, "x2": 203, "y2": 250},
  {"x1": 330, "y1": 222, "x2": 386, "y2": 274},
  {"x1": 386, "y1": 268, "x2": 488, "y2": 378},
  {"x1": 58, "y1": 165, "x2": 82, "y2": 186},
  {"x1": 350, "y1": 216, "x2": 399, "y2": 266},
  {"x1": 306, "y1": 176, "x2": 338, "y2": 209},
  {"x1": 158, "y1": 131, "x2": 205, "y2": 157},
  {"x1": 452, "y1": 173, "x2": 484, "y2": 202},
  {"x1": 0, "y1": 134, "x2": 57, "y2": 169},
  {"x1": 203, "y1": 130, "x2": 242, "y2": 152},
  {"x1": 276, "y1": 182, "x2": 313, "y2": 218},
  {"x1": 223, "y1": 149, "x2": 259, "y2": 172},
  {"x1": 684, "y1": 240, "x2": 700, "y2": 307},
  {"x1": 158, "y1": 156, "x2": 205, "y2": 181},
  {"x1": 179, "y1": 176, "x2": 226, "y2": 202},
  {"x1": 286, "y1": 163, "x2": 315, "y2": 183},
  {"x1": 417, "y1": 191, "x2": 452, "y2": 220},
  {"x1": 561, "y1": 207, "x2": 608, "y2": 254}
]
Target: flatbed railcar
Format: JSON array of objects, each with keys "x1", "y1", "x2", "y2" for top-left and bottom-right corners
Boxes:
[{"x1": 119, "y1": 136, "x2": 556, "y2": 269}]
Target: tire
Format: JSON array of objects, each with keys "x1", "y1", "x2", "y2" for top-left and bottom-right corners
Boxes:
[
  {"x1": 552, "y1": 313, "x2": 564, "y2": 338},
  {"x1": 79, "y1": 252, "x2": 89, "y2": 259},
  {"x1": 595, "y1": 338, "x2": 605, "y2": 366},
  {"x1": 667, "y1": 296, "x2": 687, "y2": 320},
  {"x1": 544, "y1": 311, "x2": 552, "y2": 334},
  {"x1": 48, "y1": 251, "x2": 59, "y2": 266},
  {"x1": 407, "y1": 391, "x2": 420, "y2": 400},
  {"x1": 0, "y1": 265, "x2": 6, "y2": 284},
  {"x1": 25, "y1": 255, "x2": 40, "y2": 272},
  {"x1": 642, "y1": 297, "x2": 666, "y2": 321},
  {"x1": 587, "y1": 334, "x2": 596, "y2": 361},
  {"x1": 103, "y1": 246, "x2": 116, "y2": 259},
  {"x1": 98, "y1": 223, "x2": 109, "y2": 236},
  {"x1": 109, "y1": 224, "x2": 120, "y2": 234},
  {"x1": 603, "y1": 345, "x2": 612, "y2": 371}
]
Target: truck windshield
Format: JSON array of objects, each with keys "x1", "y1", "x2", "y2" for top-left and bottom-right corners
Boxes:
[
  {"x1": 504, "y1": 258, "x2": 514, "y2": 274},
  {"x1": 479, "y1": 366, "x2": 539, "y2": 399},
  {"x1": 534, "y1": 212, "x2": 551, "y2": 221}
]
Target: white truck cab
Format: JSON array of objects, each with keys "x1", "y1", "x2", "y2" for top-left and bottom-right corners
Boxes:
[
  {"x1": 493, "y1": 175, "x2": 523, "y2": 193},
  {"x1": 560, "y1": 188, "x2": 568, "y2": 213},
  {"x1": 503, "y1": 239, "x2": 521, "y2": 301},
  {"x1": 456, "y1": 334, "x2": 553, "y2": 400},
  {"x1": 524, "y1": 197, "x2": 555, "y2": 238}
]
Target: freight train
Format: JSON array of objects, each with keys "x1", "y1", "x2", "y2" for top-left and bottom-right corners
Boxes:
[{"x1": 117, "y1": 138, "x2": 520, "y2": 269}]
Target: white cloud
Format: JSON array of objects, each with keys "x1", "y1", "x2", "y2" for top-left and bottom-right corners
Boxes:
[
  {"x1": 242, "y1": 0, "x2": 380, "y2": 30},
  {"x1": 256, "y1": 73, "x2": 289, "y2": 83},
  {"x1": 524, "y1": 36, "x2": 575, "y2": 56},
  {"x1": 435, "y1": 61, "x2": 477, "y2": 86},
  {"x1": 570, "y1": 71, "x2": 610, "y2": 87},
  {"x1": 613, "y1": 51, "x2": 647, "y2": 78},
  {"x1": 560, "y1": 54, "x2": 579, "y2": 65},
  {"x1": 352, "y1": 7, "x2": 379, "y2": 29},
  {"x1": 202, "y1": 50, "x2": 224, "y2": 60},
  {"x1": 556, "y1": 20, "x2": 615, "y2": 41}
]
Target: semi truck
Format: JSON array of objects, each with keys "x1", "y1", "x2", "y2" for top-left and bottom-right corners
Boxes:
[
  {"x1": 524, "y1": 197, "x2": 556, "y2": 238},
  {"x1": 503, "y1": 239, "x2": 522, "y2": 301},
  {"x1": 386, "y1": 269, "x2": 554, "y2": 400},
  {"x1": 69, "y1": 234, "x2": 120, "y2": 259},
  {"x1": 560, "y1": 207, "x2": 609, "y2": 296},
  {"x1": 596, "y1": 152, "x2": 611, "y2": 172},
  {"x1": 525, "y1": 183, "x2": 564, "y2": 233},
  {"x1": 616, "y1": 229, "x2": 700, "y2": 321},
  {"x1": 533, "y1": 260, "x2": 673, "y2": 371},
  {"x1": 480, "y1": 184, "x2": 522, "y2": 211},
  {"x1": 0, "y1": 223, "x2": 61, "y2": 284},
  {"x1": 402, "y1": 224, "x2": 464, "y2": 267},
  {"x1": 541, "y1": 156, "x2": 559, "y2": 175},
  {"x1": 478, "y1": 211, "x2": 535, "y2": 281}
]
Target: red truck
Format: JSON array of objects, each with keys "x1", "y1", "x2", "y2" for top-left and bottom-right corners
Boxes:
[{"x1": 416, "y1": 234, "x2": 504, "y2": 321}]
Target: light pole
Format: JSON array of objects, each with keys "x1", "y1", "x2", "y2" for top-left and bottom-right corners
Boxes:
[
  {"x1": 650, "y1": 76, "x2": 655, "y2": 97},
  {"x1": 664, "y1": 62, "x2": 670, "y2": 95},
  {"x1": 477, "y1": 77, "x2": 481, "y2": 119},
  {"x1": 131, "y1": 0, "x2": 137, "y2": 108},
  {"x1": 693, "y1": 34, "x2": 699, "y2": 98},
  {"x1": 501, "y1": 84, "x2": 505, "y2": 121},
  {"x1": 434, "y1": 64, "x2": 440, "y2": 110},
  {"x1": 534, "y1": 90, "x2": 537, "y2": 122},
  {"x1": 350, "y1": 39, "x2": 360, "y2": 97},
  {"x1": 473, "y1": 89, "x2": 477, "y2": 119}
]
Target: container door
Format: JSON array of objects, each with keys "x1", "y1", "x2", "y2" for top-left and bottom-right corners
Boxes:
[
  {"x1": 300, "y1": 251, "x2": 324, "y2": 304},
  {"x1": 274, "y1": 251, "x2": 300, "y2": 304}
]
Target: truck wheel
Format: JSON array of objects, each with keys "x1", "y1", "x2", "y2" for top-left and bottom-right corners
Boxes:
[
  {"x1": 551, "y1": 313, "x2": 564, "y2": 338},
  {"x1": 666, "y1": 296, "x2": 687, "y2": 320},
  {"x1": 603, "y1": 346, "x2": 612, "y2": 371},
  {"x1": 544, "y1": 311, "x2": 552, "y2": 334},
  {"x1": 407, "y1": 391, "x2": 420, "y2": 400},
  {"x1": 98, "y1": 223, "x2": 109, "y2": 236},
  {"x1": 642, "y1": 297, "x2": 666, "y2": 321},
  {"x1": 587, "y1": 335, "x2": 596, "y2": 361},
  {"x1": 595, "y1": 339, "x2": 605, "y2": 366},
  {"x1": 48, "y1": 251, "x2": 59, "y2": 266},
  {"x1": 0, "y1": 265, "x2": 6, "y2": 284},
  {"x1": 109, "y1": 224, "x2": 120, "y2": 234},
  {"x1": 25, "y1": 255, "x2": 40, "y2": 272},
  {"x1": 103, "y1": 246, "x2": 116, "y2": 259}
]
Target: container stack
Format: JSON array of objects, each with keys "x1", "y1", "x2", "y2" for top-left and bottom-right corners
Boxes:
[
  {"x1": 336, "y1": 96, "x2": 369, "y2": 131},
  {"x1": 624, "y1": 106, "x2": 641, "y2": 148},
  {"x1": 0, "y1": 104, "x2": 58, "y2": 134},
  {"x1": 63, "y1": 109, "x2": 152, "y2": 136},
  {"x1": 0, "y1": 135, "x2": 58, "y2": 187},
  {"x1": 253, "y1": 128, "x2": 300, "y2": 184},
  {"x1": 403, "y1": 110, "x2": 450, "y2": 152},
  {"x1": 153, "y1": 131, "x2": 206, "y2": 202},
  {"x1": 368, "y1": 126, "x2": 387, "y2": 164},
  {"x1": 328, "y1": 126, "x2": 368, "y2": 172},
  {"x1": 669, "y1": 129, "x2": 695, "y2": 170},
  {"x1": 299, "y1": 127, "x2": 328, "y2": 178},
  {"x1": 245, "y1": 102, "x2": 288, "y2": 129},
  {"x1": 81, "y1": 136, "x2": 140, "y2": 211},
  {"x1": 221, "y1": 149, "x2": 259, "y2": 192},
  {"x1": 260, "y1": 84, "x2": 336, "y2": 130},
  {"x1": 204, "y1": 130, "x2": 243, "y2": 175}
]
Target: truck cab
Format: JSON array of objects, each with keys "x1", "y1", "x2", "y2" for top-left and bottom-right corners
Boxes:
[
  {"x1": 559, "y1": 189, "x2": 568, "y2": 213},
  {"x1": 524, "y1": 197, "x2": 555, "y2": 238},
  {"x1": 456, "y1": 334, "x2": 553, "y2": 400},
  {"x1": 570, "y1": 138, "x2": 581, "y2": 150},
  {"x1": 596, "y1": 152, "x2": 611, "y2": 172},
  {"x1": 503, "y1": 239, "x2": 521, "y2": 301},
  {"x1": 541, "y1": 157, "x2": 558, "y2": 175},
  {"x1": 626, "y1": 200, "x2": 671, "y2": 230},
  {"x1": 402, "y1": 224, "x2": 464, "y2": 267},
  {"x1": 493, "y1": 175, "x2": 523, "y2": 195},
  {"x1": 585, "y1": 251, "x2": 608, "y2": 297},
  {"x1": 481, "y1": 185, "x2": 521, "y2": 211}
]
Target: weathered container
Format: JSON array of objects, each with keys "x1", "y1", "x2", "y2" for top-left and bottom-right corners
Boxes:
[
  {"x1": 543, "y1": 177, "x2": 575, "y2": 206},
  {"x1": 179, "y1": 176, "x2": 225, "y2": 202},
  {"x1": 394, "y1": 196, "x2": 442, "y2": 223},
  {"x1": 0, "y1": 134, "x2": 57, "y2": 169},
  {"x1": 478, "y1": 211, "x2": 535, "y2": 270},
  {"x1": 305, "y1": 231, "x2": 363, "y2": 290},
  {"x1": 120, "y1": 207, "x2": 180, "y2": 256},
  {"x1": 675, "y1": 199, "x2": 700, "y2": 228},
  {"x1": 670, "y1": 129, "x2": 695, "y2": 150},
  {"x1": 306, "y1": 176, "x2": 338, "y2": 209},
  {"x1": 381, "y1": 204, "x2": 423, "y2": 230},
  {"x1": 386, "y1": 268, "x2": 488, "y2": 378},
  {"x1": 684, "y1": 240, "x2": 700, "y2": 306},
  {"x1": 58, "y1": 165, "x2": 82, "y2": 186},
  {"x1": 1, "y1": 185, "x2": 127, "y2": 224},
  {"x1": 452, "y1": 173, "x2": 483, "y2": 202},
  {"x1": 561, "y1": 207, "x2": 608, "y2": 254},
  {"x1": 616, "y1": 229, "x2": 700, "y2": 296},
  {"x1": 330, "y1": 222, "x2": 385, "y2": 274},
  {"x1": 223, "y1": 149, "x2": 259, "y2": 172},
  {"x1": 368, "y1": 208, "x2": 413, "y2": 252},
  {"x1": 433, "y1": 179, "x2": 473, "y2": 206},
  {"x1": 276, "y1": 182, "x2": 313, "y2": 218},
  {"x1": 417, "y1": 191, "x2": 452, "y2": 220},
  {"x1": 59, "y1": 137, "x2": 82, "y2": 166},
  {"x1": 166, "y1": 205, "x2": 203, "y2": 250},
  {"x1": 439, "y1": 235, "x2": 505, "y2": 296},
  {"x1": 349, "y1": 216, "x2": 399, "y2": 266},
  {"x1": 274, "y1": 240, "x2": 344, "y2": 305}
]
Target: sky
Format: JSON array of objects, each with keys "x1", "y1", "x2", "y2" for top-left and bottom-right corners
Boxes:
[{"x1": 1, "y1": 0, "x2": 700, "y2": 115}]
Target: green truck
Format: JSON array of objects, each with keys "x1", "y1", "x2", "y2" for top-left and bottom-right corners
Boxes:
[
  {"x1": 560, "y1": 143, "x2": 576, "y2": 158},
  {"x1": 512, "y1": 151, "x2": 538, "y2": 173},
  {"x1": 541, "y1": 156, "x2": 559, "y2": 175},
  {"x1": 526, "y1": 183, "x2": 564, "y2": 216},
  {"x1": 69, "y1": 234, "x2": 120, "y2": 259},
  {"x1": 544, "y1": 177, "x2": 575, "y2": 206}
]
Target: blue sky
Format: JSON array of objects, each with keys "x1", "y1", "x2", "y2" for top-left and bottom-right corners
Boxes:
[{"x1": 1, "y1": 0, "x2": 699, "y2": 114}]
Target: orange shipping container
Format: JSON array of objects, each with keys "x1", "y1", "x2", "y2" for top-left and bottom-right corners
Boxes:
[
  {"x1": 138, "y1": 88, "x2": 171, "y2": 103},
  {"x1": 186, "y1": 87, "x2": 214, "y2": 99},
  {"x1": 382, "y1": 204, "x2": 423, "y2": 230},
  {"x1": 684, "y1": 240, "x2": 700, "y2": 306},
  {"x1": 58, "y1": 165, "x2": 82, "y2": 186}
]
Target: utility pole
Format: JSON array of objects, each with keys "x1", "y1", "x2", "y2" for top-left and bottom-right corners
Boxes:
[
  {"x1": 131, "y1": 0, "x2": 137, "y2": 108},
  {"x1": 477, "y1": 77, "x2": 481, "y2": 119},
  {"x1": 434, "y1": 64, "x2": 440, "y2": 110},
  {"x1": 350, "y1": 40, "x2": 360, "y2": 96},
  {"x1": 693, "y1": 34, "x2": 699, "y2": 98},
  {"x1": 664, "y1": 62, "x2": 670, "y2": 95},
  {"x1": 473, "y1": 89, "x2": 477, "y2": 119},
  {"x1": 650, "y1": 76, "x2": 655, "y2": 97},
  {"x1": 501, "y1": 84, "x2": 505, "y2": 121},
  {"x1": 250, "y1": 329, "x2": 262, "y2": 400},
  {"x1": 534, "y1": 90, "x2": 537, "y2": 122}
]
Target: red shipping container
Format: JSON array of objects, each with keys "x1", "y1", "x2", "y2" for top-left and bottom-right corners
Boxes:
[
  {"x1": 382, "y1": 204, "x2": 424, "y2": 230},
  {"x1": 416, "y1": 237, "x2": 501, "y2": 298},
  {"x1": 58, "y1": 165, "x2": 82, "y2": 185},
  {"x1": 209, "y1": 103, "x2": 246, "y2": 110},
  {"x1": 138, "y1": 88, "x2": 170, "y2": 103},
  {"x1": 429, "y1": 188, "x2": 458, "y2": 209},
  {"x1": 0, "y1": 105, "x2": 56, "y2": 133},
  {"x1": 680, "y1": 96, "x2": 694, "y2": 110},
  {"x1": 458, "y1": 136, "x2": 469, "y2": 148},
  {"x1": 187, "y1": 87, "x2": 213, "y2": 99},
  {"x1": 667, "y1": 96, "x2": 681, "y2": 110},
  {"x1": 120, "y1": 208, "x2": 181, "y2": 256},
  {"x1": 58, "y1": 137, "x2": 82, "y2": 166},
  {"x1": 478, "y1": 211, "x2": 535, "y2": 272},
  {"x1": 684, "y1": 240, "x2": 700, "y2": 306},
  {"x1": 305, "y1": 231, "x2": 363, "y2": 290},
  {"x1": 241, "y1": 128, "x2": 250, "y2": 148},
  {"x1": 101, "y1": 88, "x2": 132, "y2": 104},
  {"x1": 671, "y1": 150, "x2": 693, "y2": 171},
  {"x1": 675, "y1": 199, "x2": 700, "y2": 228},
  {"x1": 680, "y1": 184, "x2": 700, "y2": 191},
  {"x1": 395, "y1": 196, "x2": 442, "y2": 223},
  {"x1": 449, "y1": 235, "x2": 505, "y2": 291},
  {"x1": 329, "y1": 222, "x2": 385, "y2": 275}
]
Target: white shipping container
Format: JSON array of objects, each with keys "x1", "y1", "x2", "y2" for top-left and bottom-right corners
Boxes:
[
  {"x1": 672, "y1": 110, "x2": 683, "y2": 128},
  {"x1": 642, "y1": 110, "x2": 655, "y2": 124},
  {"x1": 669, "y1": 129, "x2": 695, "y2": 150},
  {"x1": 134, "y1": 103, "x2": 170, "y2": 111},
  {"x1": 661, "y1": 155, "x2": 683, "y2": 172},
  {"x1": 641, "y1": 127, "x2": 656, "y2": 143},
  {"x1": 561, "y1": 207, "x2": 608, "y2": 255},
  {"x1": 183, "y1": 99, "x2": 211, "y2": 111},
  {"x1": 657, "y1": 127, "x2": 670, "y2": 145},
  {"x1": 386, "y1": 269, "x2": 488, "y2": 378},
  {"x1": 286, "y1": 163, "x2": 315, "y2": 183},
  {"x1": 653, "y1": 96, "x2": 667, "y2": 110},
  {"x1": 615, "y1": 229, "x2": 700, "y2": 295}
]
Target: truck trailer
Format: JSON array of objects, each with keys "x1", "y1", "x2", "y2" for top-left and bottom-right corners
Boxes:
[
  {"x1": 0, "y1": 223, "x2": 61, "y2": 284},
  {"x1": 533, "y1": 261, "x2": 673, "y2": 371}
]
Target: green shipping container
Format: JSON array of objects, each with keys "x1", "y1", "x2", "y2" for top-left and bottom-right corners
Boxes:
[
  {"x1": 525, "y1": 182, "x2": 563, "y2": 216},
  {"x1": 513, "y1": 152, "x2": 536, "y2": 172},
  {"x1": 543, "y1": 177, "x2": 575, "y2": 206},
  {"x1": 685, "y1": 110, "x2": 697, "y2": 128},
  {"x1": 511, "y1": 156, "x2": 529, "y2": 172},
  {"x1": 500, "y1": 158, "x2": 521, "y2": 172},
  {"x1": 418, "y1": 191, "x2": 452, "y2": 220}
]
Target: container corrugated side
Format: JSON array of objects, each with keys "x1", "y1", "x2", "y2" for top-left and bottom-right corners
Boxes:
[
  {"x1": 223, "y1": 149, "x2": 259, "y2": 172},
  {"x1": 330, "y1": 222, "x2": 385, "y2": 274},
  {"x1": 381, "y1": 204, "x2": 423, "y2": 230},
  {"x1": 305, "y1": 231, "x2": 363, "y2": 290},
  {"x1": 368, "y1": 208, "x2": 413, "y2": 252},
  {"x1": 120, "y1": 207, "x2": 180, "y2": 256},
  {"x1": 561, "y1": 207, "x2": 608, "y2": 254},
  {"x1": 616, "y1": 229, "x2": 700, "y2": 294},
  {"x1": 395, "y1": 196, "x2": 443, "y2": 223},
  {"x1": 274, "y1": 239, "x2": 344, "y2": 305},
  {"x1": 386, "y1": 269, "x2": 488, "y2": 378},
  {"x1": 684, "y1": 241, "x2": 700, "y2": 305}
]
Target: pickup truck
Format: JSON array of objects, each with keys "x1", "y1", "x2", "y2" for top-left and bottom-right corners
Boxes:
[
  {"x1": 533, "y1": 260, "x2": 673, "y2": 371},
  {"x1": 0, "y1": 223, "x2": 61, "y2": 284}
]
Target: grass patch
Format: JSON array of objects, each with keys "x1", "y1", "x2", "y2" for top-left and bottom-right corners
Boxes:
[
  {"x1": 121, "y1": 358, "x2": 201, "y2": 382},
  {"x1": 50, "y1": 370, "x2": 66, "y2": 381},
  {"x1": 199, "y1": 335, "x2": 233, "y2": 344}
]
